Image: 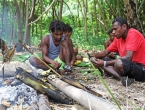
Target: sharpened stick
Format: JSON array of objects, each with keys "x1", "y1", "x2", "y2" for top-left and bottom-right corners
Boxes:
[
  {"x1": 2, "y1": 66, "x2": 4, "y2": 79},
  {"x1": 0, "y1": 63, "x2": 6, "y2": 79}
]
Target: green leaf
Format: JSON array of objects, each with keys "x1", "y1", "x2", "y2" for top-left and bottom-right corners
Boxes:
[{"x1": 74, "y1": 61, "x2": 90, "y2": 67}]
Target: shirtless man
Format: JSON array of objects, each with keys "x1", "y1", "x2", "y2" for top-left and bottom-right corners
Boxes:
[
  {"x1": 64, "y1": 24, "x2": 83, "y2": 61},
  {"x1": 104, "y1": 28, "x2": 115, "y2": 49},
  {"x1": 104, "y1": 28, "x2": 117, "y2": 59}
]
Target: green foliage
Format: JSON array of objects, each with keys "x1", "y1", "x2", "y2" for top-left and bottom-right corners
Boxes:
[
  {"x1": 31, "y1": 36, "x2": 41, "y2": 46},
  {"x1": 71, "y1": 27, "x2": 107, "y2": 51}
]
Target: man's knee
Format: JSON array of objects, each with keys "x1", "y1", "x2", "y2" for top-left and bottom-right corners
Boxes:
[
  {"x1": 73, "y1": 47, "x2": 78, "y2": 55},
  {"x1": 114, "y1": 59, "x2": 124, "y2": 74},
  {"x1": 29, "y1": 57, "x2": 36, "y2": 65}
]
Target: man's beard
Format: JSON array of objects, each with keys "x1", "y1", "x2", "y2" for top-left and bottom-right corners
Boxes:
[{"x1": 55, "y1": 38, "x2": 61, "y2": 42}]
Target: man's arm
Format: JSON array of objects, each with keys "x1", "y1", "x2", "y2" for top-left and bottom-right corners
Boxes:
[
  {"x1": 104, "y1": 40, "x2": 110, "y2": 49},
  {"x1": 95, "y1": 49, "x2": 110, "y2": 59},
  {"x1": 93, "y1": 50, "x2": 134, "y2": 67},
  {"x1": 105, "y1": 50, "x2": 133, "y2": 66},
  {"x1": 120, "y1": 50, "x2": 133, "y2": 60},
  {"x1": 41, "y1": 35, "x2": 52, "y2": 64}
]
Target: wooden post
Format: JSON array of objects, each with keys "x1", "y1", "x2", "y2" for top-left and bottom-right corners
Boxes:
[{"x1": 48, "y1": 78, "x2": 119, "y2": 110}]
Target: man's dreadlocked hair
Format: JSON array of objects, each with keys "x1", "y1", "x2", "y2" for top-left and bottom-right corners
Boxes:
[{"x1": 49, "y1": 20, "x2": 65, "y2": 33}]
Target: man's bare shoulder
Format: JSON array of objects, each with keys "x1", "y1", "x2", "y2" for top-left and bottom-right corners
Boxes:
[
  {"x1": 105, "y1": 39, "x2": 112, "y2": 45},
  {"x1": 64, "y1": 36, "x2": 72, "y2": 41},
  {"x1": 105, "y1": 39, "x2": 110, "y2": 43},
  {"x1": 42, "y1": 34, "x2": 50, "y2": 41},
  {"x1": 41, "y1": 34, "x2": 50, "y2": 47},
  {"x1": 43, "y1": 34, "x2": 49, "y2": 38}
]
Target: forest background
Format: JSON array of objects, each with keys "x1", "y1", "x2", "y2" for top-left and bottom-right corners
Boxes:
[{"x1": 0, "y1": 0, "x2": 145, "y2": 52}]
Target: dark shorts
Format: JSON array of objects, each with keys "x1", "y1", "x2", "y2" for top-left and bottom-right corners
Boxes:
[{"x1": 121, "y1": 59, "x2": 145, "y2": 81}]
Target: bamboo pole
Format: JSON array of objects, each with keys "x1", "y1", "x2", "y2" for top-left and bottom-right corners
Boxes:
[
  {"x1": 38, "y1": 94, "x2": 51, "y2": 110},
  {"x1": 48, "y1": 78, "x2": 119, "y2": 110}
]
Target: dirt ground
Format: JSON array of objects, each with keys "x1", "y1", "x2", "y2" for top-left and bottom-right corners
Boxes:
[{"x1": 0, "y1": 51, "x2": 145, "y2": 110}]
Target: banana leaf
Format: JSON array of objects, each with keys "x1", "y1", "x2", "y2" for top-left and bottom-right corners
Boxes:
[
  {"x1": 16, "y1": 53, "x2": 42, "y2": 62},
  {"x1": 0, "y1": 53, "x2": 42, "y2": 62},
  {"x1": 13, "y1": 53, "x2": 31, "y2": 62}
]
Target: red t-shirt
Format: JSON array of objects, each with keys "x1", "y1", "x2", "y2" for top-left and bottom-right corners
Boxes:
[{"x1": 107, "y1": 28, "x2": 145, "y2": 65}]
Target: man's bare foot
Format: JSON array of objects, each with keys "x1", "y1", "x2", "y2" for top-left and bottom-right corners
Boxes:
[{"x1": 121, "y1": 77, "x2": 135, "y2": 86}]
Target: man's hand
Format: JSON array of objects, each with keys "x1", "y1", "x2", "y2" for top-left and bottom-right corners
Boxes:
[
  {"x1": 108, "y1": 52, "x2": 116, "y2": 59},
  {"x1": 70, "y1": 60, "x2": 74, "y2": 67},
  {"x1": 90, "y1": 57, "x2": 104, "y2": 67},
  {"x1": 50, "y1": 60, "x2": 61, "y2": 69}
]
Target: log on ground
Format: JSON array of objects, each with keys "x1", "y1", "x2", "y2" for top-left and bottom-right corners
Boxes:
[{"x1": 48, "y1": 78, "x2": 119, "y2": 110}]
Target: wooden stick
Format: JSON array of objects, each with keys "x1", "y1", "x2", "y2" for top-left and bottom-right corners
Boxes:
[
  {"x1": 0, "y1": 63, "x2": 5, "y2": 72},
  {"x1": 2, "y1": 54, "x2": 5, "y2": 79}
]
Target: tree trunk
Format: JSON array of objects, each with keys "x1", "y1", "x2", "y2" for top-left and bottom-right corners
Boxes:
[
  {"x1": 23, "y1": 0, "x2": 29, "y2": 45},
  {"x1": 96, "y1": 0, "x2": 106, "y2": 33},
  {"x1": 85, "y1": 0, "x2": 88, "y2": 41},
  {"x1": 52, "y1": 0, "x2": 55, "y2": 20},
  {"x1": 59, "y1": 0, "x2": 63, "y2": 21},
  {"x1": 123, "y1": 0, "x2": 145, "y2": 35},
  {"x1": 88, "y1": 10, "x2": 95, "y2": 36},
  {"x1": 52, "y1": 1, "x2": 58, "y2": 20},
  {"x1": 106, "y1": 1, "x2": 116, "y2": 18},
  {"x1": 14, "y1": 0, "x2": 23, "y2": 52},
  {"x1": 25, "y1": 24, "x2": 31, "y2": 46},
  {"x1": 9, "y1": 13, "x2": 13, "y2": 44},
  {"x1": 1, "y1": 0, "x2": 5, "y2": 38},
  {"x1": 13, "y1": 16, "x2": 17, "y2": 43},
  {"x1": 93, "y1": 0, "x2": 98, "y2": 36},
  {"x1": 63, "y1": 1, "x2": 75, "y2": 26},
  {"x1": 4, "y1": 3, "x2": 8, "y2": 41},
  {"x1": 24, "y1": 0, "x2": 36, "y2": 46},
  {"x1": 77, "y1": 1, "x2": 81, "y2": 27},
  {"x1": 82, "y1": 0, "x2": 88, "y2": 41},
  {"x1": 40, "y1": 0, "x2": 43, "y2": 39}
]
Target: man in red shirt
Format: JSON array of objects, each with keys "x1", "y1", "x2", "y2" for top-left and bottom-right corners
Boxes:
[{"x1": 91, "y1": 17, "x2": 145, "y2": 84}]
